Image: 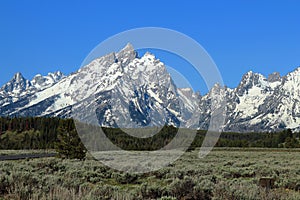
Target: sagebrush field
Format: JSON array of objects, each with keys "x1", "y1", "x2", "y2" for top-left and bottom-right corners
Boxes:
[{"x1": 0, "y1": 148, "x2": 300, "y2": 200}]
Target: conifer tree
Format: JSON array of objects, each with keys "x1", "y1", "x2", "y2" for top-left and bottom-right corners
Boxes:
[{"x1": 55, "y1": 119, "x2": 87, "y2": 159}]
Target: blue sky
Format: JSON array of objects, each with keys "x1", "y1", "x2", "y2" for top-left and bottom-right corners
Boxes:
[{"x1": 0, "y1": 0, "x2": 299, "y2": 94}]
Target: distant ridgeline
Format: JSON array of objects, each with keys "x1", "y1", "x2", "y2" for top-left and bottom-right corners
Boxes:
[{"x1": 0, "y1": 117, "x2": 299, "y2": 150}]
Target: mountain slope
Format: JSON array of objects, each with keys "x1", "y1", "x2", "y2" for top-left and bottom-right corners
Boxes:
[
  {"x1": 0, "y1": 71, "x2": 65, "y2": 111},
  {"x1": 217, "y1": 68, "x2": 300, "y2": 132},
  {"x1": 0, "y1": 44, "x2": 299, "y2": 132}
]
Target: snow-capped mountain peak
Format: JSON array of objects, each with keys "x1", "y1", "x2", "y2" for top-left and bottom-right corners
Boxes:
[
  {"x1": 0, "y1": 71, "x2": 65, "y2": 109},
  {"x1": 14, "y1": 72, "x2": 25, "y2": 82},
  {"x1": 236, "y1": 71, "x2": 269, "y2": 96},
  {"x1": 0, "y1": 72, "x2": 32, "y2": 97},
  {"x1": 116, "y1": 43, "x2": 137, "y2": 65},
  {"x1": 31, "y1": 71, "x2": 65, "y2": 89},
  {"x1": 0, "y1": 44, "x2": 300, "y2": 132},
  {"x1": 284, "y1": 66, "x2": 300, "y2": 84}
]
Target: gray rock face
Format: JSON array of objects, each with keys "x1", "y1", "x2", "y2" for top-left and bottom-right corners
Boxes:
[
  {"x1": 268, "y1": 72, "x2": 281, "y2": 83},
  {"x1": 0, "y1": 44, "x2": 299, "y2": 132}
]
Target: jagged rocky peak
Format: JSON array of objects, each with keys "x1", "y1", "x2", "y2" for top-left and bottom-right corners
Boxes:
[
  {"x1": 141, "y1": 52, "x2": 164, "y2": 66},
  {"x1": 242, "y1": 71, "x2": 267, "y2": 84},
  {"x1": 211, "y1": 83, "x2": 223, "y2": 90},
  {"x1": 101, "y1": 52, "x2": 117, "y2": 63},
  {"x1": 116, "y1": 43, "x2": 137, "y2": 65},
  {"x1": 178, "y1": 87, "x2": 194, "y2": 95},
  {"x1": 32, "y1": 71, "x2": 64, "y2": 81},
  {"x1": 268, "y1": 72, "x2": 281, "y2": 83},
  {"x1": 205, "y1": 83, "x2": 226, "y2": 100},
  {"x1": 119, "y1": 42, "x2": 134, "y2": 53},
  {"x1": 138, "y1": 52, "x2": 163, "y2": 70},
  {"x1": 236, "y1": 70, "x2": 268, "y2": 95},
  {"x1": 1, "y1": 72, "x2": 30, "y2": 93},
  {"x1": 31, "y1": 74, "x2": 43, "y2": 84},
  {"x1": 31, "y1": 71, "x2": 65, "y2": 89},
  {"x1": 119, "y1": 46, "x2": 171, "y2": 89},
  {"x1": 14, "y1": 72, "x2": 25, "y2": 81},
  {"x1": 283, "y1": 66, "x2": 300, "y2": 83},
  {"x1": 48, "y1": 71, "x2": 64, "y2": 80},
  {"x1": 80, "y1": 43, "x2": 137, "y2": 74},
  {"x1": 144, "y1": 51, "x2": 154, "y2": 57}
]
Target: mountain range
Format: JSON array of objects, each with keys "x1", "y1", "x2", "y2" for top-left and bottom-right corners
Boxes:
[{"x1": 1, "y1": 43, "x2": 299, "y2": 132}]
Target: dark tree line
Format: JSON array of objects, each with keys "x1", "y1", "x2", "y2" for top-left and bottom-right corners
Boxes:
[
  {"x1": 0, "y1": 117, "x2": 87, "y2": 159},
  {"x1": 102, "y1": 126, "x2": 178, "y2": 150},
  {"x1": 0, "y1": 117, "x2": 60, "y2": 149},
  {"x1": 0, "y1": 117, "x2": 299, "y2": 154},
  {"x1": 189, "y1": 128, "x2": 300, "y2": 149}
]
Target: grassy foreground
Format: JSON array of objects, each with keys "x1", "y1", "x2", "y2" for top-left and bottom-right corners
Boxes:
[{"x1": 0, "y1": 148, "x2": 300, "y2": 200}]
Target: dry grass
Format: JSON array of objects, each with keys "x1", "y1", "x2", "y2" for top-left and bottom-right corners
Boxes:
[{"x1": 0, "y1": 148, "x2": 299, "y2": 199}]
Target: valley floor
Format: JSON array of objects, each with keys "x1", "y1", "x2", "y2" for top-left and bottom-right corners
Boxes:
[{"x1": 0, "y1": 148, "x2": 300, "y2": 199}]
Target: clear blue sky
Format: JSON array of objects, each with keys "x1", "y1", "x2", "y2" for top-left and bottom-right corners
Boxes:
[{"x1": 0, "y1": 0, "x2": 299, "y2": 94}]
